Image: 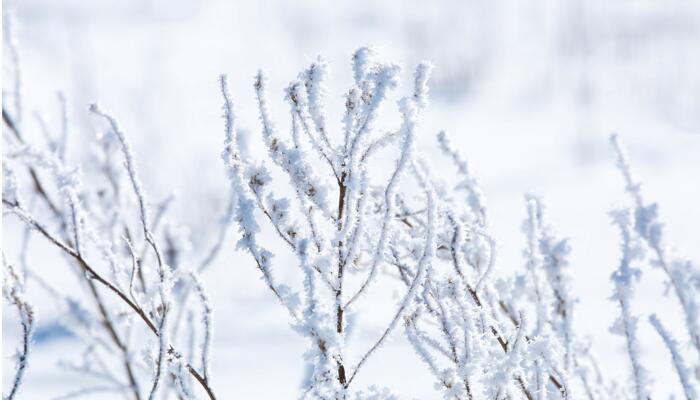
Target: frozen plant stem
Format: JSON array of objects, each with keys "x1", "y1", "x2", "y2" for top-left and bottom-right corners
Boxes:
[
  {"x1": 2, "y1": 255, "x2": 35, "y2": 400},
  {"x1": 649, "y1": 314, "x2": 698, "y2": 400},
  {"x1": 610, "y1": 209, "x2": 649, "y2": 400},
  {"x1": 611, "y1": 134, "x2": 700, "y2": 361}
]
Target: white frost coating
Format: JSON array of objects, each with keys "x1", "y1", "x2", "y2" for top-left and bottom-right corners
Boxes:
[
  {"x1": 412, "y1": 61, "x2": 434, "y2": 110},
  {"x1": 57, "y1": 91, "x2": 70, "y2": 161},
  {"x1": 304, "y1": 57, "x2": 329, "y2": 132},
  {"x1": 473, "y1": 231, "x2": 497, "y2": 293},
  {"x1": 348, "y1": 154, "x2": 437, "y2": 387},
  {"x1": 89, "y1": 104, "x2": 151, "y2": 236},
  {"x1": 190, "y1": 272, "x2": 213, "y2": 384},
  {"x1": 405, "y1": 310, "x2": 444, "y2": 382},
  {"x1": 346, "y1": 62, "x2": 401, "y2": 165},
  {"x1": 533, "y1": 197, "x2": 574, "y2": 373},
  {"x1": 303, "y1": 57, "x2": 334, "y2": 157},
  {"x1": 3, "y1": 9, "x2": 23, "y2": 126},
  {"x1": 339, "y1": 58, "x2": 402, "y2": 251},
  {"x1": 148, "y1": 265, "x2": 173, "y2": 400},
  {"x1": 170, "y1": 358, "x2": 196, "y2": 400},
  {"x1": 2, "y1": 256, "x2": 36, "y2": 400},
  {"x1": 340, "y1": 168, "x2": 369, "y2": 271},
  {"x1": 286, "y1": 79, "x2": 336, "y2": 173},
  {"x1": 494, "y1": 312, "x2": 527, "y2": 400},
  {"x1": 342, "y1": 88, "x2": 360, "y2": 153},
  {"x1": 89, "y1": 103, "x2": 182, "y2": 399},
  {"x1": 254, "y1": 70, "x2": 332, "y2": 217},
  {"x1": 437, "y1": 130, "x2": 486, "y2": 224},
  {"x1": 649, "y1": 314, "x2": 698, "y2": 400},
  {"x1": 351, "y1": 46, "x2": 376, "y2": 87},
  {"x1": 354, "y1": 386, "x2": 399, "y2": 400},
  {"x1": 610, "y1": 134, "x2": 642, "y2": 208},
  {"x1": 524, "y1": 197, "x2": 547, "y2": 336},
  {"x1": 345, "y1": 62, "x2": 430, "y2": 309},
  {"x1": 3, "y1": 161, "x2": 23, "y2": 207},
  {"x1": 220, "y1": 74, "x2": 301, "y2": 320},
  {"x1": 295, "y1": 239, "x2": 343, "y2": 398},
  {"x1": 609, "y1": 209, "x2": 649, "y2": 400},
  {"x1": 6, "y1": 145, "x2": 85, "y2": 255},
  {"x1": 345, "y1": 94, "x2": 419, "y2": 309},
  {"x1": 338, "y1": 53, "x2": 403, "y2": 255}
]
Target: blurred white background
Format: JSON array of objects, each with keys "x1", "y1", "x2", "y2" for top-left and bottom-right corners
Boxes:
[{"x1": 3, "y1": 0, "x2": 700, "y2": 398}]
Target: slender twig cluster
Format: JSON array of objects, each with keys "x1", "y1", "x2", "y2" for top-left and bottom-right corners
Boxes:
[
  {"x1": 2, "y1": 23, "x2": 223, "y2": 399},
  {"x1": 396, "y1": 142, "x2": 594, "y2": 398},
  {"x1": 2, "y1": 104, "x2": 222, "y2": 399}
]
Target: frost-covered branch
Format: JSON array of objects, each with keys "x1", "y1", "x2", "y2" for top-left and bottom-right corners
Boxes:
[
  {"x1": 649, "y1": 314, "x2": 698, "y2": 400},
  {"x1": 2, "y1": 255, "x2": 36, "y2": 400},
  {"x1": 611, "y1": 134, "x2": 700, "y2": 360},
  {"x1": 609, "y1": 209, "x2": 649, "y2": 400}
]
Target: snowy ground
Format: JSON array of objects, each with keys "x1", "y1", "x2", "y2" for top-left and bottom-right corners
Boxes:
[{"x1": 3, "y1": 0, "x2": 700, "y2": 398}]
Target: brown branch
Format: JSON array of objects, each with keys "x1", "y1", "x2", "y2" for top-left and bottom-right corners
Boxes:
[
  {"x1": 85, "y1": 278, "x2": 142, "y2": 400},
  {"x1": 336, "y1": 171, "x2": 348, "y2": 388},
  {"x1": 4, "y1": 202, "x2": 217, "y2": 399},
  {"x1": 3, "y1": 109, "x2": 142, "y2": 399}
]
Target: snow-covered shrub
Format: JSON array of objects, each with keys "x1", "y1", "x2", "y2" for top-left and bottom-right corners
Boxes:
[
  {"x1": 3, "y1": 32, "x2": 699, "y2": 400},
  {"x1": 218, "y1": 47, "x2": 437, "y2": 398}
]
